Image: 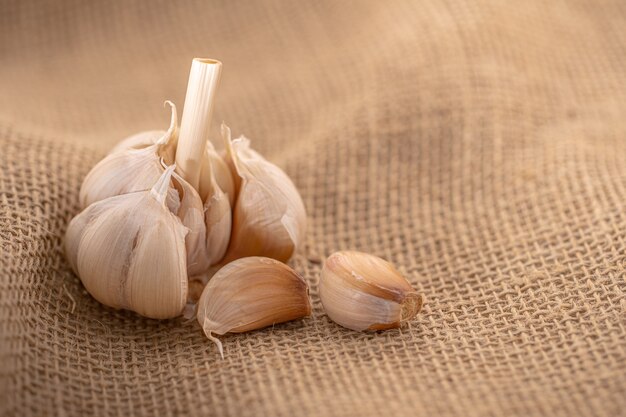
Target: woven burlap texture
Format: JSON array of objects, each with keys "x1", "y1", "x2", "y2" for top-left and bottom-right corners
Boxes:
[{"x1": 1, "y1": 1, "x2": 625, "y2": 416}]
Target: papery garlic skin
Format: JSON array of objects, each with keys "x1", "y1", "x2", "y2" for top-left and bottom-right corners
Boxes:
[
  {"x1": 197, "y1": 256, "x2": 311, "y2": 358},
  {"x1": 108, "y1": 130, "x2": 173, "y2": 160},
  {"x1": 108, "y1": 101, "x2": 179, "y2": 158},
  {"x1": 65, "y1": 166, "x2": 189, "y2": 319},
  {"x1": 79, "y1": 102, "x2": 179, "y2": 210},
  {"x1": 221, "y1": 124, "x2": 307, "y2": 263},
  {"x1": 319, "y1": 251, "x2": 422, "y2": 331}
]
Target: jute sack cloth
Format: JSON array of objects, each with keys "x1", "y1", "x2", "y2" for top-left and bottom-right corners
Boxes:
[{"x1": 1, "y1": 1, "x2": 625, "y2": 416}]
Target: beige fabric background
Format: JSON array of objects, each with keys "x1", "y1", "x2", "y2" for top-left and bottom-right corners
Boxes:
[{"x1": 1, "y1": 1, "x2": 625, "y2": 416}]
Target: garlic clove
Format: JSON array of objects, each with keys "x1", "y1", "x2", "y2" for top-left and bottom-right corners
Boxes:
[
  {"x1": 168, "y1": 148, "x2": 232, "y2": 268},
  {"x1": 65, "y1": 165, "x2": 189, "y2": 319},
  {"x1": 79, "y1": 102, "x2": 179, "y2": 210},
  {"x1": 169, "y1": 170, "x2": 211, "y2": 276},
  {"x1": 196, "y1": 140, "x2": 233, "y2": 266},
  {"x1": 221, "y1": 124, "x2": 307, "y2": 263},
  {"x1": 197, "y1": 256, "x2": 311, "y2": 358},
  {"x1": 319, "y1": 251, "x2": 423, "y2": 331},
  {"x1": 64, "y1": 201, "x2": 109, "y2": 273},
  {"x1": 204, "y1": 184, "x2": 232, "y2": 266},
  {"x1": 79, "y1": 147, "x2": 179, "y2": 212},
  {"x1": 199, "y1": 141, "x2": 235, "y2": 207}
]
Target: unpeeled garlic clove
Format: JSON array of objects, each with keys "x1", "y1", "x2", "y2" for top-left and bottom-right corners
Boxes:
[
  {"x1": 197, "y1": 256, "x2": 311, "y2": 358},
  {"x1": 203, "y1": 183, "x2": 232, "y2": 266},
  {"x1": 199, "y1": 141, "x2": 235, "y2": 207},
  {"x1": 168, "y1": 162, "x2": 232, "y2": 270},
  {"x1": 79, "y1": 102, "x2": 179, "y2": 210},
  {"x1": 221, "y1": 124, "x2": 307, "y2": 263},
  {"x1": 319, "y1": 251, "x2": 423, "y2": 331},
  {"x1": 169, "y1": 169, "x2": 211, "y2": 276},
  {"x1": 195, "y1": 142, "x2": 233, "y2": 266},
  {"x1": 65, "y1": 165, "x2": 189, "y2": 319}
]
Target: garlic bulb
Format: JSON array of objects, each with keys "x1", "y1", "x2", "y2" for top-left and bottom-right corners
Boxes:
[
  {"x1": 319, "y1": 251, "x2": 423, "y2": 331},
  {"x1": 221, "y1": 124, "x2": 307, "y2": 263},
  {"x1": 65, "y1": 58, "x2": 313, "y2": 330},
  {"x1": 79, "y1": 101, "x2": 179, "y2": 210},
  {"x1": 78, "y1": 63, "x2": 233, "y2": 272},
  {"x1": 197, "y1": 257, "x2": 311, "y2": 357},
  {"x1": 65, "y1": 166, "x2": 189, "y2": 319}
]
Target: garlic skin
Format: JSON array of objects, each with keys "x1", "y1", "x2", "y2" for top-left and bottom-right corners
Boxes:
[
  {"x1": 65, "y1": 166, "x2": 189, "y2": 319},
  {"x1": 79, "y1": 102, "x2": 179, "y2": 210},
  {"x1": 319, "y1": 251, "x2": 423, "y2": 331},
  {"x1": 221, "y1": 124, "x2": 307, "y2": 263},
  {"x1": 108, "y1": 131, "x2": 175, "y2": 163},
  {"x1": 108, "y1": 101, "x2": 179, "y2": 158},
  {"x1": 197, "y1": 256, "x2": 311, "y2": 358}
]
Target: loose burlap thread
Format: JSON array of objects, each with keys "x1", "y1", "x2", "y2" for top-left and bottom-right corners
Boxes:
[{"x1": 1, "y1": 1, "x2": 625, "y2": 416}]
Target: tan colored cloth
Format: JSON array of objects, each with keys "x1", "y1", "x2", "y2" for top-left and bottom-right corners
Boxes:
[{"x1": 1, "y1": 1, "x2": 625, "y2": 416}]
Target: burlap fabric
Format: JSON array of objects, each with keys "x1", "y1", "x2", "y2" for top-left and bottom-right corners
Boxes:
[{"x1": 1, "y1": 1, "x2": 625, "y2": 416}]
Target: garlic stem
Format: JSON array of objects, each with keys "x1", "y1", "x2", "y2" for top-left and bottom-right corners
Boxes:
[{"x1": 176, "y1": 58, "x2": 222, "y2": 191}]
